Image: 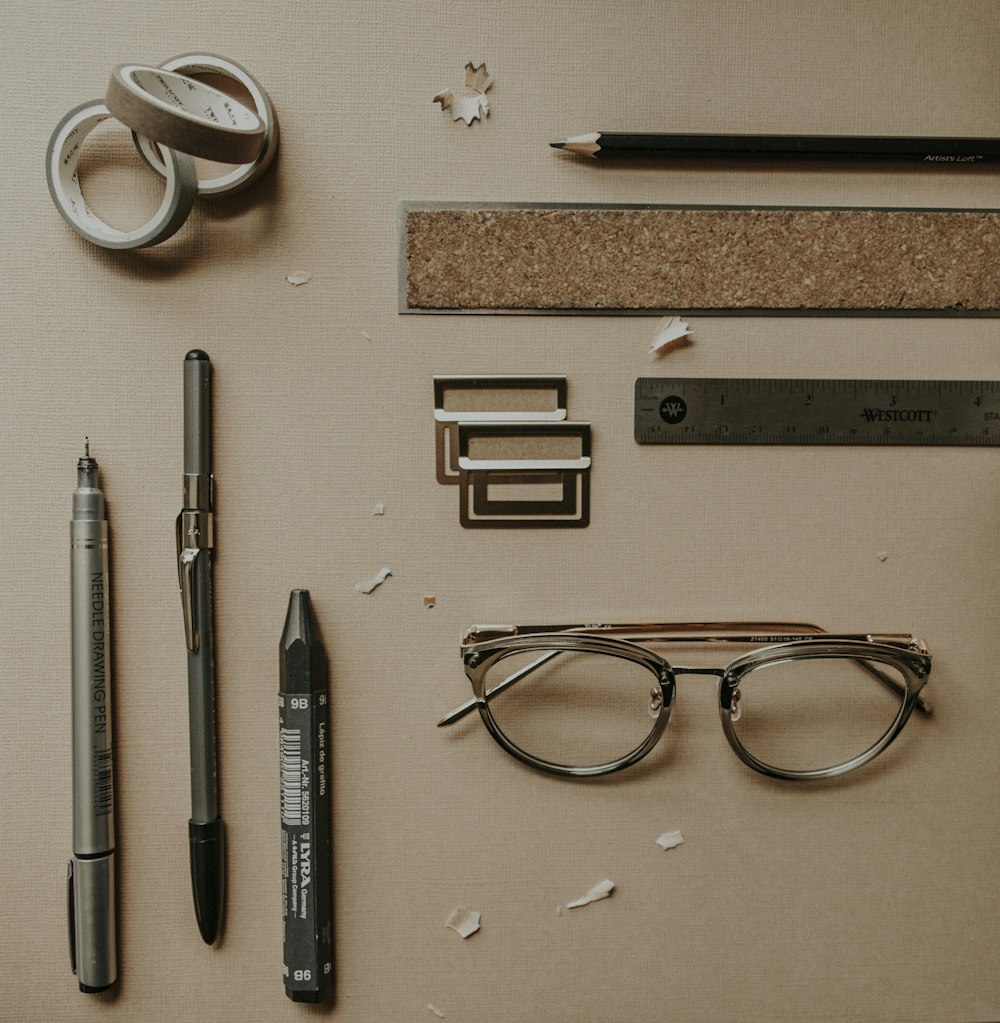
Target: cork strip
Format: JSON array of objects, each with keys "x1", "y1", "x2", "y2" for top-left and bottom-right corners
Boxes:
[{"x1": 401, "y1": 203, "x2": 1000, "y2": 315}]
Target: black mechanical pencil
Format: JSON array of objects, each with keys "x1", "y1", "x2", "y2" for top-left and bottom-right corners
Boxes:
[{"x1": 176, "y1": 349, "x2": 225, "y2": 944}]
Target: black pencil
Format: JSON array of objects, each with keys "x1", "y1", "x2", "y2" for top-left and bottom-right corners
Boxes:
[
  {"x1": 550, "y1": 131, "x2": 1000, "y2": 163},
  {"x1": 280, "y1": 590, "x2": 334, "y2": 1003}
]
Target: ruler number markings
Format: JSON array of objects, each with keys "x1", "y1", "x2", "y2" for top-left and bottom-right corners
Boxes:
[{"x1": 634, "y1": 377, "x2": 1000, "y2": 446}]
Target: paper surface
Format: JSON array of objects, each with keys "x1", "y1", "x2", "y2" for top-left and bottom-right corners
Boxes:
[{"x1": 6, "y1": 5, "x2": 1000, "y2": 1023}]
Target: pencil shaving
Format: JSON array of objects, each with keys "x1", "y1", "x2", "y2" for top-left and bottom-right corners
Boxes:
[
  {"x1": 649, "y1": 316, "x2": 691, "y2": 354},
  {"x1": 355, "y1": 567, "x2": 392, "y2": 593},
  {"x1": 445, "y1": 906, "x2": 480, "y2": 938},
  {"x1": 433, "y1": 62, "x2": 494, "y2": 124},
  {"x1": 562, "y1": 878, "x2": 614, "y2": 911}
]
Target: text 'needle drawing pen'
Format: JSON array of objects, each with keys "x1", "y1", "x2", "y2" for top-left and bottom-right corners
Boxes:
[
  {"x1": 68, "y1": 439, "x2": 117, "y2": 992},
  {"x1": 176, "y1": 350, "x2": 225, "y2": 944}
]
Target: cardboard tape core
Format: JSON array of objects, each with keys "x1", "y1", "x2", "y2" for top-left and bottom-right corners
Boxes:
[
  {"x1": 131, "y1": 54, "x2": 278, "y2": 196},
  {"x1": 106, "y1": 64, "x2": 264, "y2": 163},
  {"x1": 46, "y1": 100, "x2": 197, "y2": 249}
]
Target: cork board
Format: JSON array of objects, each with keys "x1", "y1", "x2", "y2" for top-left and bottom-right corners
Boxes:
[{"x1": 401, "y1": 202, "x2": 1000, "y2": 314}]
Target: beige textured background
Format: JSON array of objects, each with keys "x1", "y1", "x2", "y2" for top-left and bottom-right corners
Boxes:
[{"x1": 2, "y1": 2, "x2": 999, "y2": 1020}]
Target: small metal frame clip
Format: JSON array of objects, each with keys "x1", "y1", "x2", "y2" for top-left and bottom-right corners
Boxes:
[
  {"x1": 457, "y1": 421, "x2": 591, "y2": 528},
  {"x1": 434, "y1": 375, "x2": 567, "y2": 484}
]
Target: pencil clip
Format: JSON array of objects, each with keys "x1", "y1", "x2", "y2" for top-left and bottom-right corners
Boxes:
[
  {"x1": 179, "y1": 548, "x2": 200, "y2": 652},
  {"x1": 67, "y1": 860, "x2": 77, "y2": 975},
  {"x1": 175, "y1": 511, "x2": 206, "y2": 652}
]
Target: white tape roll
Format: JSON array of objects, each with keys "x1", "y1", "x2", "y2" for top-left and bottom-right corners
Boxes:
[
  {"x1": 132, "y1": 54, "x2": 279, "y2": 196},
  {"x1": 46, "y1": 99, "x2": 198, "y2": 249},
  {"x1": 106, "y1": 64, "x2": 264, "y2": 164}
]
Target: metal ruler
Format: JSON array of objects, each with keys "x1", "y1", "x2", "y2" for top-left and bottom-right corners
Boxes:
[{"x1": 635, "y1": 378, "x2": 1000, "y2": 445}]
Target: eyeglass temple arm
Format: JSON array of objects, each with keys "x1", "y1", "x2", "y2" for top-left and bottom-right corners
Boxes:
[
  {"x1": 437, "y1": 650, "x2": 561, "y2": 727},
  {"x1": 438, "y1": 624, "x2": 933, "y2": 727},
  {"x1": 503, "y1": 621, "x2": 830, "y2": 640},
  {"x1": 854, "y1": 659, "x2": 932, "y2": 714},
  {"x1": 441, "y1": 623, "x2": 830, "y2": 727}
]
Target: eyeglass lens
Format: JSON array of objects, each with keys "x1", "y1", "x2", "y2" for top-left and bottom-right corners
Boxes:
[
  {"x1": 482, "y1": 649, "x2": 658, "y2": 768},
  {"x1": 731, "y1": 656, "x2": 907, "y2": 773}
]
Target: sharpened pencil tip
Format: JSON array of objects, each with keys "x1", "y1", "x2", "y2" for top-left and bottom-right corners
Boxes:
[{"x1": 550, "y1": 141, "x2": 566, "y2": 149}]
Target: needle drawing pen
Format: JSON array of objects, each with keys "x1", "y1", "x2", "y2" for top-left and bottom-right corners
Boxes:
[
  {"x1": 68, "y1": 439, "x2": 117, "y2": 992},
  {"x1": 550, "y1": 131, "x2": 1000, "y2": 163}
]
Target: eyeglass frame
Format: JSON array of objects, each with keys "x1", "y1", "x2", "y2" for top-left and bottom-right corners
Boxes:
[{"x1": 439, "y1": 622, "x2": 933, "y2": 782}]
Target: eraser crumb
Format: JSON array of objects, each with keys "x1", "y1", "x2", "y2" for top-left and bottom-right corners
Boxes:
[
  {"x1": 655, "y1": 829, "x2": 685, "y2": 851},
  {"x1": 284, "y1": 271, "x2": 312, "y2": 286},
  {"x1": 355, "y1": 567, "x2": 392, "y2": 594},
  {"x1": 445, "y1": 907, "x2": 481, "y2": 938},
  {"x1": 562, "y1": 878, "x2": 614, "y2": 911},
  {"x1": 650, "y1": 316, "x2": 692, "y2": 355}
]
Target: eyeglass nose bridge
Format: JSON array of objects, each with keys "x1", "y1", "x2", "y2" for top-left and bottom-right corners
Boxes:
[
  {"x1": 670, "y1": 665, "x2": 740, "y2": 717},
  {"x1": 671, "y1": 666, "x2": 728, "y2": 678}
]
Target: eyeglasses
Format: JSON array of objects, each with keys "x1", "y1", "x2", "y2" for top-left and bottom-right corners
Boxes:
[{"x1": 438, "y1": 622, "x2": 933, "y2": 781}]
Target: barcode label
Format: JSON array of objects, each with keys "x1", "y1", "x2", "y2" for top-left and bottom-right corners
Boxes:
[
  {"x1": 280, "y1": 727, "x2": 303, "y2": 826},
  {"x1": 94, "y1": 747, "x2": 113, "y2": 816}
]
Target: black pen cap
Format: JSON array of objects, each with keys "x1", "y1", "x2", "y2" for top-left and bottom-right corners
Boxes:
[{"x1": 189, "y1": 817, "x2": 225, "y2": 945}]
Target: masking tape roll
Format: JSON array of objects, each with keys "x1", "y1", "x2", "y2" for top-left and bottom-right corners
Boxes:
[
  {"x1": 132, "y1": 54, "x2": 279, "y2": 197},
  {"x1": 106, "y1": 64, "x2": 264, "y2": 164},
  {"x1": 46, "y1": 99, "x2": 198, "y2": 249}
]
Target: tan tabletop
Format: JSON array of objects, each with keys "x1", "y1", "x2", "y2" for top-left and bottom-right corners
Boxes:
[{"x1": 2, "y1": 1, "x2": 999, "y2": 1020}]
